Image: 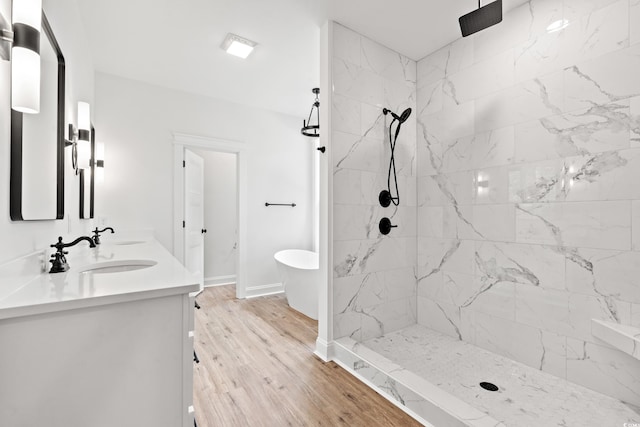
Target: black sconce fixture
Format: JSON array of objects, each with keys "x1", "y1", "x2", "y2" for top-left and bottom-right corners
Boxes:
[{"x1": 65, "y1": 102, "x2": 92, "y2": 175}]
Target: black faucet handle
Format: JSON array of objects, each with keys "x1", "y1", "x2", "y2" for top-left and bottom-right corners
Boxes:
[
  {"x1": 50, "y1": 250, "x2": 68, "y2": 258},
  {"x1": 51, "y1": 236, "x2": 64, "y2": 251}
]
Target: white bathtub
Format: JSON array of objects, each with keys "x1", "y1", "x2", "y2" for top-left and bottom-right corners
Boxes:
[{"x1": 274, "y1": 249, "x2": 319, "y2": 320}]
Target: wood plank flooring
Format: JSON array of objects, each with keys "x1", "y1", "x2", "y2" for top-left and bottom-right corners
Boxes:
[{"x1": 193, "y1": 285, "x2": 422, "y2": 427}]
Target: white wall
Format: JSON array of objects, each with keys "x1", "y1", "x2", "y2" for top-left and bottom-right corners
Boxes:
[
  {"x1": 94, "y1": 73, "x2": 314, "y2": 289},
  {"x1": 192, "y1": 149, "x2": 237, "y2": 285},
  {"x1": 0, "y1": 0, "x2": 95, "y2": 265}
]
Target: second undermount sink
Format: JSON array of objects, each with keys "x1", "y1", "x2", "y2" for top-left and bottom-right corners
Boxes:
[
  {"x1": 79, "y1": 260, "x2": 157, "y2": 274},
  {"x1": 110, "y1": 240, "x2": 145, "y2": 246}
]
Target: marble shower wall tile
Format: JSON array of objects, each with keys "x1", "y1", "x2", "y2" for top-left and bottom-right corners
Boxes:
[
  {"x1": 514, "y1": 100, "x2": 636, "y2": 164},
  {"x1": 440, "y1": 126, "x2": 515, "y2": 174},
  {"x1": 361, "y1": 297, "x2": 417, "y2": 341},
  {"x1": 416, "y1": 297, "x2": 464, "y2": 340},
  {"x1": 633, "y1": 0, "x2": 640, "y2": 46},
  {"x1": 332, "y1": 23, "x2": 417, "y2": 340},
  {"x1": 515, "y1": 0, "x2": 629, "y2": 83},
  {"x1": 475, "y1": 241, "x2": 566, "y2": 290},
  {"x1": 444, "y1": 49, "x2": 515, "y2": 107},
  {"x1": 564, "y1": 43, "x2": 640, "y2": 110},
  {"x1": 471, "y1": 310, "x2": 568, "y2": 378},
  {"x1": 632, "y1": 304, "x2": 640, "y2": 328},
  {"x1": 566, "y1": 338, "x2": 640, "y2": 406},
  {"x1": 565, "y1": 248, "x2": 640, "y2": 304},
  {"x1": 416, "y1": 37, "x2": 474, "y2": 88},
  {"x1": 414, "y1": 0, "x2": 640, "y2": 404},
  {"x1": 633, "y1": 200, "x2": 640, "y2": 250},
  {"x1": 475, "y1": 72, "x2": 564, "y2": 133},
  {"x1": 515, "y1": 201, "x2": 631, "y2": 250}
]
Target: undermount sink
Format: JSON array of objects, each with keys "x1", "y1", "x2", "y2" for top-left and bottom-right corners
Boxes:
[
  {"x1": 79, "y1": 260, "x2": 157, "y2": 274},
  {"x1": 110, "y1": 240, "x2": 145, "y2": 246}
]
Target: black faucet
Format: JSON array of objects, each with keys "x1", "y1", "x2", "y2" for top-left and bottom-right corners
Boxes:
[
  {"x1": 49, "y1": 236, "x2": 96, "y2": 273},
  {"x1": 92, "y1": 227, "x2": 115, "y2": 245}
]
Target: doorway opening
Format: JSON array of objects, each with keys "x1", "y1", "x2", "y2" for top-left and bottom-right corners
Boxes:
[
  {"x1": 192, "y1": 149, "x2": 237, "y2": 288},
  {"x1": 173, "y1": 133, "x2": 248, "y2": 299}
]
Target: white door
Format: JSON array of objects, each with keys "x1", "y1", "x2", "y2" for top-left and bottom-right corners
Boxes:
[{"x1": 184, "y1": 149, "x2": 205, "y2": 289}]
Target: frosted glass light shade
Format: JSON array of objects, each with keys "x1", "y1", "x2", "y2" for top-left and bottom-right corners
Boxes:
[
  {"x1": 13, "y1": 0, "x2": 41, "y2": 30},
  {"x1": 11, "y1": 47, "x2": 40, "y2": 113},
  {"x1": 77, "y1": 139, "x2": 91, "y2": 170},
  {"x1": 11, "y1": 0, "x2": 42, "y2": 114},
  {"x1": 78, "y1": 102, "x2": 91, "y2": 133},
  {"x1": 76, "y1": 102, "x2": 91, "y2": 169}
]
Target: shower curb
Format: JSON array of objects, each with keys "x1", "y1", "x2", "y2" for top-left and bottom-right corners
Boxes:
[{"x1": 333, "y1": 337, "x2": 505, "y2": 427}]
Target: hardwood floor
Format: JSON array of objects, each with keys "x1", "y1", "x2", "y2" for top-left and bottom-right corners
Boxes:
[{"x1": 193, "y1": 285, "x2": 422, "y2": 427}]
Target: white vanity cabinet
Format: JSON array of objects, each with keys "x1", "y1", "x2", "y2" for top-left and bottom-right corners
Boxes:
[{"x1": 0, "y1": 241, "x2": 199, "y2": 427}]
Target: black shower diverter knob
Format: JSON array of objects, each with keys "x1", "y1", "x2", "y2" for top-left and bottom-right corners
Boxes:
[{"x1": 379, "y1": 217, "x2": 397, "y2": 235}]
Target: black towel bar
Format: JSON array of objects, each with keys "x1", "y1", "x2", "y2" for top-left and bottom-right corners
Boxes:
[{"x1": 265, "y1": 203, "x2": 296, "y2": 207}]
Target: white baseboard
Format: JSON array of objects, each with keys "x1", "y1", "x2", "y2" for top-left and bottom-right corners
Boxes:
[
  {"x1": 314, "y1": 338, "x2": 335, "y2": 362},
  {"x1": 204, "y1": 274, "x2": 236, "y2": 287},
  {"x1": 245, "y1": 282, "x2": 284, "y2": 298}
]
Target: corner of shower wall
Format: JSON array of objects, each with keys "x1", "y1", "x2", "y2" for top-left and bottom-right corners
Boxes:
[
  {"x1": 415, "y1": 0, "x2": 640, "y2": 406},
  {"x1": 330, "y1": 22, "x2": 419, "y2": 343}
]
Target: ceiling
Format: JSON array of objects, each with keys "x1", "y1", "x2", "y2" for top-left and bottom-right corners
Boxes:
[
  {"x1": 328, "y1": 0, "x2": 530, "y2": 60},
  {"x1": 77, "y1": 0, "x2": 529, "y2": 118}
]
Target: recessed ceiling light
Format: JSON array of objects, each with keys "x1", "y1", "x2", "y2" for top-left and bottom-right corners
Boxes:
[
  {"x1": 221, "y1": 33, "x2": 257, "y2": 59},
  {"x1": 546, "y1": 19, "x2": 570, "y2": 33}
]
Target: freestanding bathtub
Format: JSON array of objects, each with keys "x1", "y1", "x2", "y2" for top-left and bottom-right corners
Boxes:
[{"x1": 274, "y1": 249, "x2": 319, "y2": 320}]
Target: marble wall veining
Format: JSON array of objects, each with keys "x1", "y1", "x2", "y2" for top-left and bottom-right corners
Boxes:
[
  {"x1": 416, "y1": 0, "x2": 640, "y2": 405},
  {"x1": 331, "y1": 23, "x2": 418, "y2": 342}
]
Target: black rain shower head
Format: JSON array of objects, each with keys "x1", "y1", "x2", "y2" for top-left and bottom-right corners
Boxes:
[
  {"x1": 383, "y1": 107, "x2": 412, "y2": 124},
  {"x1": 459, "y1": 0, "x2": 502, "y2": 37}
]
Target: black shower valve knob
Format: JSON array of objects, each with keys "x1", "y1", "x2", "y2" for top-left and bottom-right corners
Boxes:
[
  {"x1": 379, "y1": 217, "x2": 397, "y2": 235},
  {"x1": 379, "y1": 190, "x2": 392, "y2": 208}
]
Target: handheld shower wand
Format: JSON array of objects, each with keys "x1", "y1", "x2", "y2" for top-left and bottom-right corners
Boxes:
[{"x1": 379, "y1": 107, "x2": 412, "y2": 208}]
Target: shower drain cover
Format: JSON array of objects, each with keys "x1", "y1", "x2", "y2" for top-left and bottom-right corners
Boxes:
[{"x1": 479, "y1": 382, "x2": 499, "y2": 392}]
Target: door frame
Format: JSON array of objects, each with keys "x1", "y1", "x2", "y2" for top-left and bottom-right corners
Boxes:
[{"x1": 172, "y1": 132, "x2": 248, "y2": 299}]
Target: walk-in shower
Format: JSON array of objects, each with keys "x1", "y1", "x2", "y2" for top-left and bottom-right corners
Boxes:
[{"x1": 330, "y1": 17, "x2": 639, "y2": 427}]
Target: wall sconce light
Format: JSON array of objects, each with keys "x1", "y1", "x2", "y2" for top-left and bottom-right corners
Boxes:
[
  {"x1": 477, "y1": 173, "x2": 490, "y2": 194},
  {"x1": 0, "y1": 0, "x2": 43, "y2": 114},
  {"x1": 95, "y1": 142, "x2": 105, "y2": 183},
  {"x1": 77, "y1": 102, "x2": 91, "y2": 169},
  {"x1": 65, "y1": 101, "x2": 92, "y2": 174}
]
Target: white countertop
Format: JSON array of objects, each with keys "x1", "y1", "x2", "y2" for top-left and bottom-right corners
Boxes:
[{"x1": 0, "y1": 238, "x2": 200, "y2": 320}]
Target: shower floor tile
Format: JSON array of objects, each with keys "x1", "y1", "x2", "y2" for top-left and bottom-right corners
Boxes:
[{"x1": 363, "y1": 325, "x2": 639, "y2": 427}]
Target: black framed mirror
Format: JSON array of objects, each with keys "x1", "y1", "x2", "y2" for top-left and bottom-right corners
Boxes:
[
  {"x1": 79, "y1": 126, "x2": 95, "y2": 219},
  {"x1": 10, "y1": 12, "x2": 65, "y2": 221}
]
